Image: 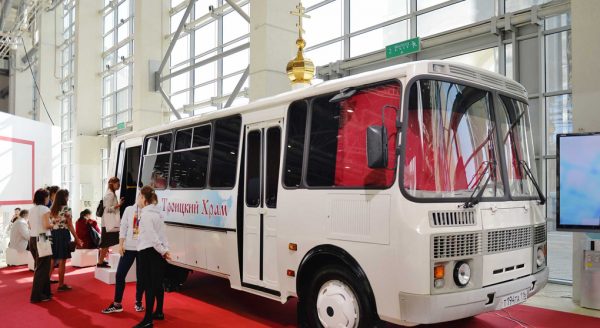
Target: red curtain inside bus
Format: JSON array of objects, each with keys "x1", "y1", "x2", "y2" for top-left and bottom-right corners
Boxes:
[
  {"x1": 333, "y1": 84, "x2": 400, "y2": 187},
  {"x1": 404, "y1": 108, "x2": 469, "y2": 191}
]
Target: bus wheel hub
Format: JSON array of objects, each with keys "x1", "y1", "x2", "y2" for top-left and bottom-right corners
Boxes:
[{"x1": 316, "y1": 280, "x2": 359, "y2": 327}]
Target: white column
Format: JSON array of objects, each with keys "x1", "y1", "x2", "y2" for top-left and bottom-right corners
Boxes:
[
  {"x1": 8, "y1": 35, "x2": 34, "y2": 119},
  {"x1": 73, "y1": 1, "x2": 103, "y2": 136},
  {"x1": 37, "y1": 7, "x2": 62, "y2": 126},
  {"x1": 131, "y1": 0, "x2": 168, "y2": 132},
  {"x1": 71, "y1": 0, "x2": 106, "y2": 214},
  {"x1": 249, "y1": 0, "x2": 297, "y2": 101},
  {"x1": 570, "y1": 0, "x2": 600, "y2": 303}
]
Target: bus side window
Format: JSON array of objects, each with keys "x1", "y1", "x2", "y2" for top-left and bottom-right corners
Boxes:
[
  {"x1": 266, "y1": 127, "x2": 281, "y2": 208},
  {"x1": 283, "y1": 100, "x2": 308, "y2": 188},
  {"x1": 171, "y1": 125, "x2": 211, "y2": 189},
  {"x1": 209, "y1": 115, "x2": 242, "y2": 188},
  {"x1": 306, "y1": 82, "x2": 400, "y2": 188},
  {"x1": 246, "y1": 130, "x2": 261, "y2": 207},
  {"x1": 140, "y1": 133, "x2": 172, "y2": 189}
]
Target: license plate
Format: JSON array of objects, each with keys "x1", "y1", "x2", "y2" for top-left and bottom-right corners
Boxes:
[{"x1": 498, "y1": 290, "x2": 528, "y2": 309}]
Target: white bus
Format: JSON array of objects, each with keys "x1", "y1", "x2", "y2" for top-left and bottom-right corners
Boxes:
[{"x1": 109, "y1": 60, "x2": 548, "y2": 327}]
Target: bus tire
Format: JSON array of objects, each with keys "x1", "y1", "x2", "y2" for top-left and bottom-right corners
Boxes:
[{"x1": 301, "y1": 264, "x2": 377, "y2": 328}]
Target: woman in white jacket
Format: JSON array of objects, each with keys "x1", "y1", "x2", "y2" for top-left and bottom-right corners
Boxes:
[
  {"x1": 9, "y1": 209, "x2": 30, "y2": 252},
  {"x1": 134, "y1": 186, "x2": 170, "y2": 328},
  {"x1": 101, "y1": 204, "x2": 145, "y2": 314},
  {"x1": 98, "y1": 177, "x2": 124, "y2": 267}
]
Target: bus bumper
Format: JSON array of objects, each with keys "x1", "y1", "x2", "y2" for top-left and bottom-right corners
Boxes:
[{"x1": 397, "y1": 267, "x2": 549, "y2": 325}]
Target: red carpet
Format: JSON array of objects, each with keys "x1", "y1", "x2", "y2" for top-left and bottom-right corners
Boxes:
[{"x1": 1, "y1": 263, "x2": 599, "y2": 327}]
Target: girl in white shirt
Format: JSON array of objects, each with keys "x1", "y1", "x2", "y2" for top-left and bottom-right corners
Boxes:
[
  {"x1": 30, "y1": 189, "x2": 52, "y2": 303},
  {"x1": 101, "y1": 204, "x2": 145, "y2": 314},
  {"x1": 134, "y1": 186, "x2": 171, "y2": 328}
]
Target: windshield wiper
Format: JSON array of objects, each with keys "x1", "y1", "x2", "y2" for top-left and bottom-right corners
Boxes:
[
  {"x1": 463, "y1": 161, "x2": 496, "y2": 208},
  {"x1": 518, "y1": 160, "x2": 547, "y2": 205}
]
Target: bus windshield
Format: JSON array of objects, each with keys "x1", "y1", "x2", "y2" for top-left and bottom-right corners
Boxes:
[
  {"x1": 403, "y1": 79, "x2": 504, "y2": 199},
  {"x1": 496, "y1": 96, "x2": 538, "y2": 198}
]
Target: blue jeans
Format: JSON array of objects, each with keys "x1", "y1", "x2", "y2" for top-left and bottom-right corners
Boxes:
[{"x1": 114, "y1": 250, "x2": 144, "y2": 304}]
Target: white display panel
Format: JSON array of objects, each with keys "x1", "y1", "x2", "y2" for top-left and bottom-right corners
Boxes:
[{"x1": 557, "y1": 133, "x2": 600, "y2": 231}]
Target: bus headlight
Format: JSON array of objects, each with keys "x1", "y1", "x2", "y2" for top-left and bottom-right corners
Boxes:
[
  {"x1": 453, "y1": 261, "x2": 471, "y2": 287},
  {"x1": 536, "y1": 246, "x2": 546, "y2": 267}
]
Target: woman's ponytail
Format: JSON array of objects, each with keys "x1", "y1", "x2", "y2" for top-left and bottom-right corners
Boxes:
[{"x1": 140, "y1": 185, "x2": 158, "y2": 205}]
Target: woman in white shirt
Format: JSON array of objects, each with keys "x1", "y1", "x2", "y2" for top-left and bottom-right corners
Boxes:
[
  {"x1": 134, "y1": 186, "x2": 170, "y2": 328},
  {"x1": 29, "y1": 189, "x2": 52, "y2": 303},
  {"x1": 28, "y1": 190, "x2": 50, "y2": 266},
  {"x1": 9, "y1": 209, "x2": 30, "y2": 252},
  {"x1": 98, "y1": 177, "x2": 124, "y2": 267},
  {"x1": 101, "y1": 204, "x2": 145, "y2": 314}
]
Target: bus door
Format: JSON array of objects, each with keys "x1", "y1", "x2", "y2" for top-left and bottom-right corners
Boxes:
[
  {"x1": 115, "y1": 142, "x2": 142, "y2": 217},
  {"x1": 242, "y1": 119, "x2": 282, "y2": 292}
]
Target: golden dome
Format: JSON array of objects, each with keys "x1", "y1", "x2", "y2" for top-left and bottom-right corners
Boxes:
[
  {"x1": 287, "y1": 2, "x2": 314, "y2": 85},
  {"x1": 287, "y1": 38, "x2": 315, "y2": 84}
]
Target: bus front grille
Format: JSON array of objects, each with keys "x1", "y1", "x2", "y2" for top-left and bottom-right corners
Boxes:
[
  {"x1": 534, "y1": 223, "x2": 547, "y2": 245},
  {"x1": 486, "y1": 226, "x2": 532, "y2": 254},
  {"x1": 429, "y1": 210, "x2": 476, "y2": 227},
  {"x1": 432, "y1": 232, "x2": 482, "y2": 259}
]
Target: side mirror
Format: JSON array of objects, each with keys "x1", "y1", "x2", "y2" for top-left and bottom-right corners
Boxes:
[{"x1": 367, "y1": 125, "x2": 388, "y2": 168}]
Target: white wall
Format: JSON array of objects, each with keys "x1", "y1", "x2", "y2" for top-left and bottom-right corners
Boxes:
[
  {"x1": 572, "y1": 0, "x2": 600, "y2": 132},
  {"x1": 37, "y1": 7, "x2": 62, "y2": 126},
  {"x1": 0, "y1": 111, "x2": 60, "y2": 249},
  {"x1": 570, "y1": 0, "x2": 600, "y2": 302},
  {"x1": 0, "y1": 113, "x2": 60, "y2": 208},
  {"x1": 8, "y1": 35, "x2": 35, "y2": 120}
]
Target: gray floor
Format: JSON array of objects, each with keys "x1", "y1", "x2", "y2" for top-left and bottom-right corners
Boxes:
[{"x1": 526, "y1": 283, "x2": 600, "y2": 318}]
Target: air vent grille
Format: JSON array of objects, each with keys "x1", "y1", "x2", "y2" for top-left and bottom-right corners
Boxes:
[
  {"x1": 479, "y1": 73, "x2": 504, "y2": 87},
  {"x1": 505, "y1": 80, "x2": 527, "y2": 94},
  {"x1": 487, "y1": 226, "x2": 532, "y2": 254},
  {"x1": 429, "y1": 210, "x2": 476, "y2": 227},
  {"x1": 448, "y1": 65, "x2": 478, "y2": 79},
  {"x1": 447, "y1": 64, "x2": 526, "y2": 97},
  {"x1": 534, "y1": 224, "x2": 547, "y2": 245},
  {"x1": 433, "y1": 232, "x2": 482, "y2": 259}
]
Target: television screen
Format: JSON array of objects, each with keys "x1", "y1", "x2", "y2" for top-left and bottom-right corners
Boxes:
[{"x1": 557, "y1": 133, "x2": 600, "y2": 231}]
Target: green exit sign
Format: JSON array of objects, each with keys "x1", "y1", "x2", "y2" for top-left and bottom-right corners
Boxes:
[
  {"x1": 386, "y1": 37, "x2": 421, "y2": 59},
  {"x1": 117, "y1": 122, "x2": 126, "y2": 130}
]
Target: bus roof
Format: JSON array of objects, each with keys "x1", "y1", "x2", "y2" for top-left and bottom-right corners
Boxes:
[{"x1": 113, "y1": 60, "x2": 527, "y2": 143}]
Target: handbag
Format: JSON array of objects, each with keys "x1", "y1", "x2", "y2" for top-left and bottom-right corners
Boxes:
[
  {"x1": 36, "y1": 234, "x2": 53, "y2": 258},
  {"x1": 96, "y1": 200, "x2": 104, "y2": 217},
  {"x1": 89, "y1": 225, "x2": 101, "y2": 248}
]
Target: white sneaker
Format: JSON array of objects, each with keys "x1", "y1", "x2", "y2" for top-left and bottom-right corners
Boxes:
[{"x1": 102, "y1": 303, "x2": 123, "y2": 314}]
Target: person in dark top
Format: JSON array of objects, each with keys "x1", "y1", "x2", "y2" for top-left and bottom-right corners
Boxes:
[{"x1": 76, "y1": 209, "x2": 100, "y2": 249}]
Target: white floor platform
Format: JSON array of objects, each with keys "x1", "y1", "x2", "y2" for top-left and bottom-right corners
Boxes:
[
  {"x1": 71, "y1": 249, "x2": 99, "y2": 267},
  {"x1": 5, "y1": 248, "x2": 33, "y2": 266},
  {"x1": 94, "y1": 253, "x2": 136, "y2": 284}
]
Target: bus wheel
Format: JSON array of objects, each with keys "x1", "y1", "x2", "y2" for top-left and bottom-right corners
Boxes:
[{"x1": 303, "y1": 265, "x2": 376, "y2": 328}]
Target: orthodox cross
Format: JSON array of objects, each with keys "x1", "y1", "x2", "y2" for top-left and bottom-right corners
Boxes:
[{"x1": 290, "y1": 2, "x2": 310, "y2": 38}]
